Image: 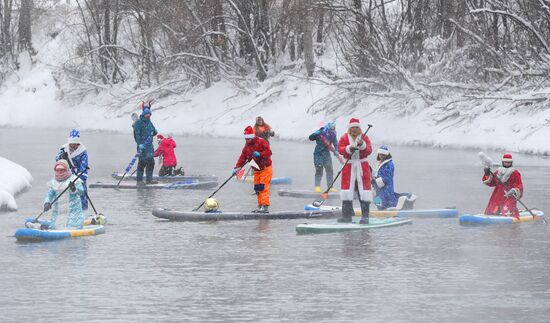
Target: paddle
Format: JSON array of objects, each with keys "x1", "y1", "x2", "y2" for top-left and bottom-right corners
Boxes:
[
  {"x1": 478, "y1": 152, "x2": 542, "y2": 222},
  {"x1": 192, "y1": 159, "x2": 251, "y2": 211},
  {"x1": 33, "y1": 167, "x2": 89, "y2": 223},
  {"x1": 84, "y1": 190, "x2": 105, "y2": 224},
  {"x1": 312, "y1": 124, "x2": 373, "y2": 207}
]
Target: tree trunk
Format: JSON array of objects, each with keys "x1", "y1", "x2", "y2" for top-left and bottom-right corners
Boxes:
[
  {"x1": 302, "y1": 0, "x2": 314, "y2": 77},
  {"x1": 18, "y1": 0, "x2": 34, "y2": 54}
]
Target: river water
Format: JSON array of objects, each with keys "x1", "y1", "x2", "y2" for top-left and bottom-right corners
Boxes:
[{"x1": 1, "y1": 127, "x2": 549, "y2": 322}]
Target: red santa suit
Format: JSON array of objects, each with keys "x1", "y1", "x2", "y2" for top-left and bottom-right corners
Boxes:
[
  {"x1": 337, "y1": 119, "x2": 373, "y2": 201},
  {"x1": 482, "y1": 154, "x2": 523, "y2": 218}
]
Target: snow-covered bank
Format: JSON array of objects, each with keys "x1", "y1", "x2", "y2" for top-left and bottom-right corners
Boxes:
[
  {"x1": 1, "y1": 66, "x2": 550, "y2": 155},
  {"x1": 0, "y1": 157, "x2": 32, "y2": 211}
]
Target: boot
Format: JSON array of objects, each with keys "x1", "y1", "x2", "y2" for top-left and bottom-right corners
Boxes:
[
  {"x1": 359, "y1": 201, "x2": 370, "y2": 224},
  {"x1": 252, "y1": 205, "x2": 262, "y2": 213},
  {"x1": 258, "y1": 205, "x2": 269, "y2": 213},
  {"x1": 136, "y1": 181, "x2": 146, "y2": 187},
  {"x1": 314, "y1": 186, "x2": 321, "y2": 193},
  {"x1": 146, "y1": 180, "x2": 159, "y2": 185},
  {"x1": 337, "y1": 201, "x2": 354, "y2": 223}
]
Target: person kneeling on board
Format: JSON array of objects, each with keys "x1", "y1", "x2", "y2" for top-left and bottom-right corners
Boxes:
[
  {"x1": 337, "y1": 118, "x2": 373, "y2": 224},
  {"x1": 26, "y1": 160, "x2": 86, "y2": 230},
  {"x1": 482, "y1": 153, "x2": 523, "y2": 219},
  {"x1": 155, "y1": 134, "x2": 179, "y2": 176},
  {"x1": 233, "y1": 126, "x2": 273, "y2": 213}
]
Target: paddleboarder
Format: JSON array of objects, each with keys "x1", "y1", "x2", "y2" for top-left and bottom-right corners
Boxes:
[
  {"x1": 133, "y1": 107, "x2": 158, "y2": 185},
  {"x1": 337, "y1": 118, "x2": 373, "y2": 224},
  {"x1": 254, "y1": 116, "x2": 275, "y2": 143},
  {"x1": 482, "y1": 153, "x2": 523, "y2": 218},
  {"x1": 55, "y1": 129, "x2": 89, "y2": 212},
  {"x1": 309, "y1": 121, "x2": 343, "y2": 193},
  {"x1": 233, "y1": 126, "x2": 273, "y2": 213}
]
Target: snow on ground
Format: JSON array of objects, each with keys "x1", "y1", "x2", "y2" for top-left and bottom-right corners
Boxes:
[{"x1": 0, "y1": 157, "x2": 33, "y2": 211}]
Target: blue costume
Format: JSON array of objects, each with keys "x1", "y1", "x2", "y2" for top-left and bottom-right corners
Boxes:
[
  {"x1": 309, "y1": 122, "x2": 339, "y2": 189},
  {"x1": 56, "y1": 129, "x2": 89, "y2": 211},
  {"x1": 44, "y1": 175, "x2": 86, "y2": 229},
  {"x1": 133, "y1": 108, "x2": 158, "y2": 183},
  {"x1": 373, "y1": 145, "x2": 398, "y2": 209}
]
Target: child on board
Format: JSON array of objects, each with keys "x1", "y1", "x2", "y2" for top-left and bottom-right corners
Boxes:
[
  {"x1": 309, "y1": 121, "x2": 343, "y2": 193},
  {"x1": 26, "y1": 160, "x2": 86, "y2": 230},
  {"x1": 233, "y1": 126, "x2": 273, "y2": 213},
  {"x1": 482, "y1": 153, "x2": 523, "y2": 218},
  {"x1": 55, "y1": 129, "x2": 89, "y2": 212},
  {"x1": 154, "y1": 134, "x2": 178, "y2": 176},
  {"x1": 337, "y1": 118, "x2": 373, "y2": 224},
  {"x1": 372, "y1": 145, "x2": 398, "y2": 210},
  {"x1": 254, "y1": 116, "x2": 275, "y2": 143}
]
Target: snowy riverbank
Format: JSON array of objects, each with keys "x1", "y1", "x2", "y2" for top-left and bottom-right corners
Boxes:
[
  {"x1": 0, "y1": 157, "x2": 32, "y2": 211},
  {"x1": 1, "y1": 65, "x2": 550, "y2": 155}
]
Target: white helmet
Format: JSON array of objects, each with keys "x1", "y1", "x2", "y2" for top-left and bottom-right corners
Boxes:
[{"x1": 204, "y1": 198, "x2": 219, "y2": 212}]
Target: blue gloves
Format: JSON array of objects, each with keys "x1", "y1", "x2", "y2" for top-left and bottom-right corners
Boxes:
[
  {"x1": 138, "y1": 144, "x2": 145, "y2": 150},
  {"x1": 253, "y1": 151, "x2": 261, "y2": 158},
  {"x1": 232, "y1": 168, "x2": 238, "y2": 176}
]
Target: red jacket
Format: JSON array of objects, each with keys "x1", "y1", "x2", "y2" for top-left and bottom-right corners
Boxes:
[
  {"x1": 154, "y1": 138, "x2": 177, "y2": 167},
  {"x1": 483, "y1": 167, "x2": 523, "y2": 217},
  {"x1": 337, "y1": 133, "x2": 373, "y2": 201},
  {"x1": 236, "y1": 137, "x2": 272, "y2": 170}
]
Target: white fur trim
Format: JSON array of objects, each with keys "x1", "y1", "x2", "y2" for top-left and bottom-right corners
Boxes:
[
  {"x1": 244, "y1": 134, "x2": 255, "y2": 139},
  {"x1": 348, "y1": 122, "x2": 361, "y2": 129},
  {"x1": 345, "y1": 145, "x2": 354, "y2": 155},
  {"x1": 502, "y1": 157, "x2": 513, "y2": 162},
  {"x1": 68, "y1": 137, "x2": 80, "y2": 144},
  {"x1": 377, "y1": 148, "x2": 390, "y2": 155},
  {"x1": 340, "y1": 159, "x2": 372, "y2": 202},
  {"x1": 375, "y1": 177, "x2": 385, "y2": 188}
]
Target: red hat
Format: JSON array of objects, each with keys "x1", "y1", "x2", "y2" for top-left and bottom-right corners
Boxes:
[
  {"x1": 157, "y1": 134, "x2": 164, "y2": 140},
  {"x1": 502, "y1": 153, "x2": 513, "y2": 163},
  {"x1": 348, "y1": 118, "x2": 361, "y2": 129},
  {"x1": 243, "y1": 126, "x2": 255, "y2": 139}
]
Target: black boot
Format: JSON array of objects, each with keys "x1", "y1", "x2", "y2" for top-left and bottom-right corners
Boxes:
[
  {"x1": 337, "y1": 201, "x2": 354, "y2": 223},
  {"x1": 359, "y1": 201, "x2": 370, "y2": 224}
]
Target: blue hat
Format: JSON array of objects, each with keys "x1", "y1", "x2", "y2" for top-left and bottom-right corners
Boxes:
[
  {"x1": 142, "y1": 108, "x2": 152, "y2": 117},
  {"x1": 377, "y1": 145, "x2": 390, "y2": 155},
  {"x1": 68, "y1": 129, "x2": 81, "y2": 144}
]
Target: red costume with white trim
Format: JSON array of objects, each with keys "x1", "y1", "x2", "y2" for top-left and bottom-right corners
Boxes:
[
  {"x1": 482, "y1": 154, "x2": 523, "y2": 218},
  {"x1": 337, "y1": 119, "x2": 373, "y2": 201}
]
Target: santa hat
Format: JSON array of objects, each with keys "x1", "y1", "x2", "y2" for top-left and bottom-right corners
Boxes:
[
  {"x1": 377, "y1": 145, "x2": 390, "y2": 155},
  {"x1": 348, "y1": 118, "x2": 361, "y2": 129},
  {"x1": 68, "y1": 129, "x2": 81, "y2": 144},
  {"x1": 502, "y1": 153, "x2": 513, "y2": 163},
  {"x1": 243, "y1": 126, "x2": 255, "y2": 139}
]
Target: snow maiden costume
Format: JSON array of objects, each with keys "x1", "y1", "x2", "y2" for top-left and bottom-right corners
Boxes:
[
  {"x1": 337, "y1": 118, "x2": 373, "y2": 224},
  {"x1": 56, "y1": 129, "x2": 89, "y2": 211},
  {"x1": 372, "y1": 145, "x2": 398, "y2": 209}
]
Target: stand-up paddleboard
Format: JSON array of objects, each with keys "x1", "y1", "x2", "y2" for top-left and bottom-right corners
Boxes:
[
  {"x1": 304, "y1": 204, "x2": 458, "y2": 218},
  {"x1": 152, "y1": 208, "x2": 337, "y2": 221},
  {"x1": 15, "y1": 225, "x2": 105, "y2": 242},
  {"x1": 459, "y1": 209, "x2": 544, "y2": 224},
  {"x1": 240, "y1": 177, "x2": 292, "y2": 185},
  {"x1": 296, "y1": 218, "x2": 412, "y2": 234},
  {"x1": 90, "y1": 181, "x2": 218, "y2": 190},
  {"x1": 278, "y1": 189, "x2": 346, "y2": 199},
  {"x1": 111, "y1": 172, "x2": 218, "y2": 182}
]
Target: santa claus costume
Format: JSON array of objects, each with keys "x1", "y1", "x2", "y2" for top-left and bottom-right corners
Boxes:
[
  {"x1": 482, "y1": 153, "x2": 523, "y2": 218},
  {"x1": 337, "y1": 118, "x2": 373, "y2": 224}
]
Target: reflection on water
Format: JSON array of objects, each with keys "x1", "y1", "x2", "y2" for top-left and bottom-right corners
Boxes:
[{"x1": 1, "y1": 127, "x2": 550, "y2": 322}]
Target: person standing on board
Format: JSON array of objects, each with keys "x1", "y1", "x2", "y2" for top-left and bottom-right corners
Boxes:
[
  {"x1": 309, "y1": 121, "x2": 343, "y2": 193},
  {"x1": 254, "y1": 116, "x2": 275, "y2": 143},
  {"x1": 482, "y1": 153, "x2": 523, "y2": 218},
  {"x1": 233, "y1": 126, "x2": 273, "y2": 213},
  {"x1": 133, "y1": 107, "x2": 158, "y2": 185},
  {"x1": 337, "y1": 118, "x2": 373, "y2": 224},
  {"x1": 56, "y1": 129, "x2": 89, "y2": 212}
]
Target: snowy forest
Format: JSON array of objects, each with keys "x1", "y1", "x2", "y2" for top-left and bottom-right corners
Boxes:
[{"x1": 1, "y1": 0, "x2": 549, "y2": 152}]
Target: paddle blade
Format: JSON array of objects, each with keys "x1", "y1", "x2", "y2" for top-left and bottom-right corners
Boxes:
[{"x1": 478, "y1": 152, "x2": 493, "y2": 168}]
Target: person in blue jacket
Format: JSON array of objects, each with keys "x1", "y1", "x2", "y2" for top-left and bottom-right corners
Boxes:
[
  {"x1": 372, "y1": 145, "x2": 398, "y2": 209},
  {"x1": 133, "y1": 107, "x2": 158, "y2": 184},
  {"x1": 56, "y1": 129, "x2": 89, "y2": 212},
  {"x1": 309, "y1": 122, "x2": 343, "y2": 192}
]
